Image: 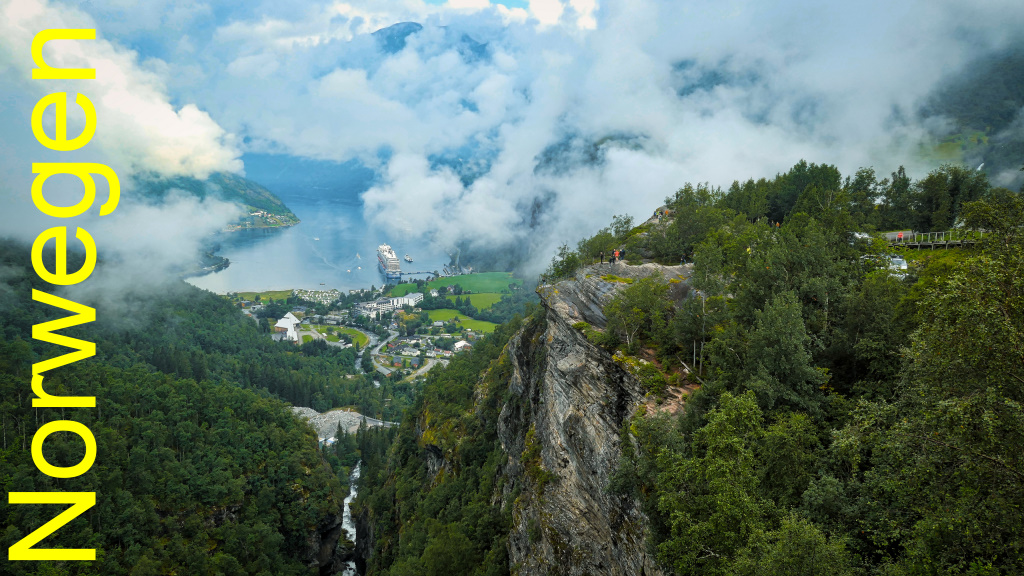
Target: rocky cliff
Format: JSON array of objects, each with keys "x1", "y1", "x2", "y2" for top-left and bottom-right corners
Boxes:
[
  {"x1": 497, "y1": 261, "x2": 689, "y2": 576},
  {"x1": 351, "y1": 261, "x2": 690, "y2": 575},
  {"x1": 303, "y1": 454, "x2": 356, "y2": 575},
  {"x1": 306, "y1": 509, "x2": 355, "y2": 575}
]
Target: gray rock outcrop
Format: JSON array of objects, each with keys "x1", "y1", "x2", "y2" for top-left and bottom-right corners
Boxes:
[
  {"x1": 497, "y1": 262, "x2": 688, "y2": 575},
  {"x1": 291, "y1": 406, "x2": 390, "y2": 438}
]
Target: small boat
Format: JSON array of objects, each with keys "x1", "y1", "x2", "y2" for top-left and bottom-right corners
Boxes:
[
  {"x1": 356, "y1": 253, "x2": 361, "y2": 259},
  {"x1": 357, "y1": 266, "x2": 361, "y2": 270},
  {"x1": 347, "y1": 269, "x2": 351, "y2": 273},
  {"x1": 404, "y1": 254, "x2": 413, "y2": 262},
  {"x1": 313, "y1": 237, "x2": 320, "y2": 241}
]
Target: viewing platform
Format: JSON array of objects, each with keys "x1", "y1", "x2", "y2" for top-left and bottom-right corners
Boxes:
[{"x1": 885, "y1": 230, "x2": 985, "y2": 249}]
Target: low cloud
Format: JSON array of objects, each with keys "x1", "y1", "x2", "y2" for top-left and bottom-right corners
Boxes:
[
  {"x1": 0, "y1": 0, "x2": 245, "y2": 288},
  {"x1": 67, "y1": 191, "x2": 243, "y2": 302},
  {"x1": 5, "y1": 0, "x2": 1024, "y2": 276},
  {"x1": 0, "y1": 0, "x2": 242, "y2": 179}
]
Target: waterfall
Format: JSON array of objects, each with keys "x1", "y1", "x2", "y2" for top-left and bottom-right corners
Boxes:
[{"x1": 340, "y1": 462, "x2": 361, "y2": 576}]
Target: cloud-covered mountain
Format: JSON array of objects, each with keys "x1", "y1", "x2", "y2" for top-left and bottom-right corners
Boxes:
[
  {"x1": 920, "y1": 45, "x2": 1024, "y2": 188},
  {"x1": 134, "y1": 172, "x2": 300, "y2": 229},
  {"x1": 4, "y1": 0, "x2": 1024, "y2": 276}
]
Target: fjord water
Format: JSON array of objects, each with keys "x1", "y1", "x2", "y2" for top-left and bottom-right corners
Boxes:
[{"x1": 186, "y1": 158, "x2": 449, "y2": 294}]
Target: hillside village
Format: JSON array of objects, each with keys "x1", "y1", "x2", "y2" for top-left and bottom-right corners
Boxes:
[{"x1": 225, "y1": 271, "x2": 524, "y2": 380}]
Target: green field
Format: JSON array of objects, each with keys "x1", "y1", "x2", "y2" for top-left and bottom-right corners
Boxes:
[
  {"x1": 459, "y1": 318, "x2": 498, "y2": 332},
  {"x1": 338, "y1": 327, "x2": 369, "y2": 348},
  {"x1": 390, "y1": 283, "x2": 418, "y2": 297},
  {"x1": 314, "y1": 326, "x2": 369, "y2": 347},
  {"x1": 391, "y1": 272, "x2": 521, "y2": 297},
  {"x1": 898, "y1": 246, "x2": 974, "y2": 265},
  {"x1": 446, "y1": 293, "x2": 503, "y2": 309},
  {"x1": 430, "y1": 272, "x2": 520, "y2": 293},
  {"x1": 426, "y1": 309, "x2": 463, "y2": 322},
  {"x1": 235, "y1": 289, "x2": 293, "y2": 302},
  {"x1": 426, "y1": 309, "x2": 497, "y2": 332}
]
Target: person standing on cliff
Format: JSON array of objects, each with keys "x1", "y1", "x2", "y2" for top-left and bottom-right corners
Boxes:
[{"x1": 600, "y1": 250, "x2": 605, "y2": 264}]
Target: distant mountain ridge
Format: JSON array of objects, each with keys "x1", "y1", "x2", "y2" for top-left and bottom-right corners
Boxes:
[
  {"x1": 134, "y1": 171, "x2": 300, "y2": 229},
  {"x1": 922, "y1": 46, "x2": 1024, "y2": 188}
]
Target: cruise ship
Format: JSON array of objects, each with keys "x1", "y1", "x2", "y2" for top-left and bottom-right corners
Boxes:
[{"x1": 377, "y1": 244, "x2": 402, "y2": 280}]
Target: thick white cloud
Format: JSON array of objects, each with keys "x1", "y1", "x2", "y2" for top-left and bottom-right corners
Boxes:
[
  {"x1": 0, "y1": 0, "x2": 242, "y2": 178},
  {"x1": 0, "y1": 0, "x2": 245, "y2": 285},
  {"x1": 529, "y1": 0, "x2": 565, "y2": 26},
  {"x1": 449, "y1": 0, "x2": 492, "y2": 11},
  {"x1": 5, "y1": 0, "x2": 1024, "y2": 275}
]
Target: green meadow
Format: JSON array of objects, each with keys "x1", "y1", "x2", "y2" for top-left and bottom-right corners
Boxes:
[
  {"x1": 446, "y1": 293, "x2": 503, "y2": 309},
  {"x1": 391, "y1": 272, "x2": 521, "y2": 296},
  {"x1": 426, "y1": 309, "x2": 498, "y2": 332}
]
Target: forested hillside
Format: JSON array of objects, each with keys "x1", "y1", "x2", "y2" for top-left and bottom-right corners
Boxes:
[
  {"x1": 0, "y1": 241, "x2": 395, "y2": 575},
  {"x1": 921, "y1": 45, "x2": 1024, "y2": 189},
  {"x1": 352, "y1": 318, "x2": 527, "y2": 575},
  {"x1": 598, "y1": 171, "x2": 1024, "y2": 575},
  {"x1": 352, "y1": 160, "x2": 1023, "y2": 575},
  {"x1": 133, "y1": 171, "x2": 300, "y2": 228}
]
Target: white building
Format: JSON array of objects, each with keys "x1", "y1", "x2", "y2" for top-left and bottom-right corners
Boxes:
[
  {"x1": 454, "y1": 340, "x2": 472, "y2": 352},
  {"x1": 393, "y1": 292, "x2": 424, "y2": 307},
  {"x1": 274, "y1": 312, "x2": 300, "y2": 342},
  {"x1": 355, "y1": 292, "x2": 425, "y2": 316}
]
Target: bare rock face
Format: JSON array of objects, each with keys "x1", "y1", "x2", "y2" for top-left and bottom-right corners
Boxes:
[
  {"x1": 291, "y1": 406, "x2": 382, "y2": 437},
  {"x1": 305, "y1": 511, "x2": 353, "y2": 575},
  {"x1": 498, "y1": 263, "x2": 688, "y2": 576},
  {"x1": 354, "y1": 505, "x2": 373, "y2": 574},
  {"x1": 540, "y1": 261, "x2": 692, "y2": 329}
]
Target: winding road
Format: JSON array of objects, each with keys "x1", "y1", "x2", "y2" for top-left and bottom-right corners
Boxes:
[{"x1": 306, "y1": 323, "x2": 445, "y2": 379}]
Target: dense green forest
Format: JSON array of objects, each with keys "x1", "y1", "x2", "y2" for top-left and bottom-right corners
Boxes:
[
  {"x1": 3, "y1": 157, "x2": 1021, "y2": 575},
  {"x1": 354, "y1": 160, "x2": 1023, "y2": 575},
  {"x1": 0, "y1": 241, "x2": 401, "y2": 575},
  {"x1": 352, "y1": 316, "x2": 530, "y2": 576},
  {"x1": 563, "y1": 162, "x2": 1024, "y2": 574}
]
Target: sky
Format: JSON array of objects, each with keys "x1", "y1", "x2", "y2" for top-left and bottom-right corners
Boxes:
[{"x1": 2, "y1": 0, "x2": 1024, "y2": 281}]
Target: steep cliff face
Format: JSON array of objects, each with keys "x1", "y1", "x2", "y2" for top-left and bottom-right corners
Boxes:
[
  {"x1": 350, "y1": 262, "x2": 689, "y2": 574},
  {"x1": 306, "y1": 510, "x2": 353, "y2": 575},
  {"x1": 304, "y1": 456, "x2": 354, "y2": 575},
  {"x1": 498, "y1": 262, "x2": 689, "y2": 576}
]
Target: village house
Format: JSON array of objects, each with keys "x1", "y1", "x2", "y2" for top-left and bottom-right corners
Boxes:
[{"x1": 273, "y1": 312, "x2": 300, "y2": 342}]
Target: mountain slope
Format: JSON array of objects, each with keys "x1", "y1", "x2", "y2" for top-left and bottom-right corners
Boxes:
[
  {"x1": 922, "y1": 46, "x2": 1024, "y2": 188},
  {"x1": 352, "y1": 263, "x2": 685, "y2": 575},
  {"x1": 134, "y1": 171, "x2": 300, "y2": 229}
]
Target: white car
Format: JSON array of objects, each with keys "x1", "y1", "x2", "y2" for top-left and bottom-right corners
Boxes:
[{"x1": 887, "y1": 256, "x2": 908, "y2": 271}]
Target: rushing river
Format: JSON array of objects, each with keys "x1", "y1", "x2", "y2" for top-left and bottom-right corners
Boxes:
[{"x1": 341, "y1": 462, "x2": 361, "y2": 576}]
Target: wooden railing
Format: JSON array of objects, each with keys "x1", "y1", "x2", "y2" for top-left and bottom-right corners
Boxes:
[{"x1": 886, "y1": 230, "x2": 985, "y2": 247}]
